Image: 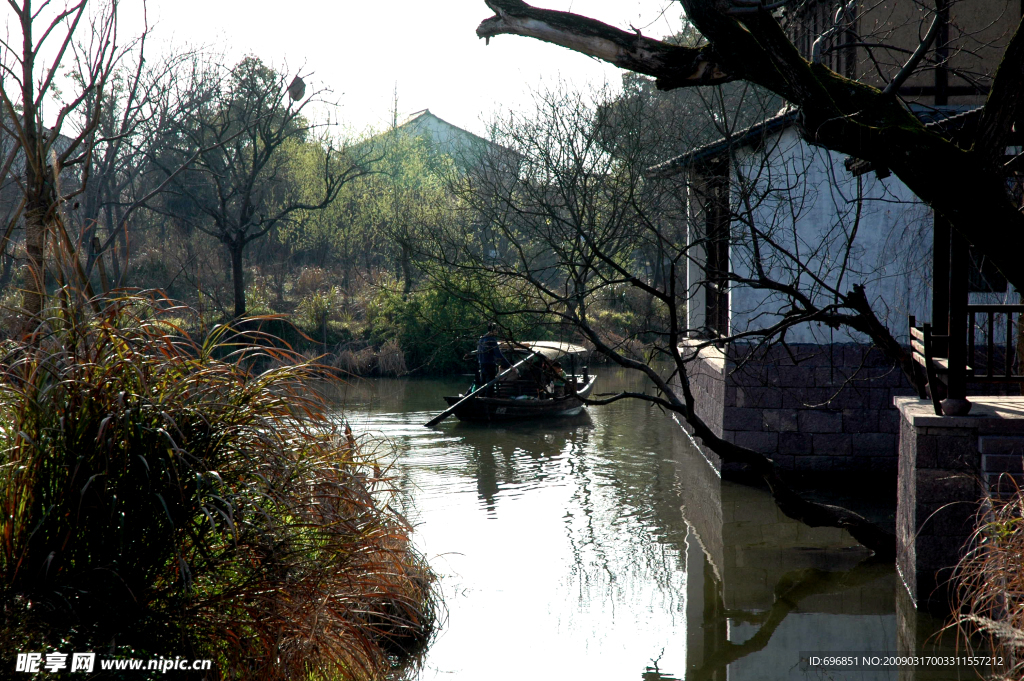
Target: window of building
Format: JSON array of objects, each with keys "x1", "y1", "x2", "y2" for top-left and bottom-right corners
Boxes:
[{"x1": 696, "y1": 156, "x2": 730, "y2": 338}]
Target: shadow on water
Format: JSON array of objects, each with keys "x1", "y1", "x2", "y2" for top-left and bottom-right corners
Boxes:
[
  {"x1": 449, "y1": 414, "x2": 593, "y2": 513},
  {"x1": 326, "y1": 370, "x2": 969, "y2": 681}
]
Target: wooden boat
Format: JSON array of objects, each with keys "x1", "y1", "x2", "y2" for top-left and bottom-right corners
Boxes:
[{"x1": 441, "y1": 341, "x2": 596, "y2": 422}]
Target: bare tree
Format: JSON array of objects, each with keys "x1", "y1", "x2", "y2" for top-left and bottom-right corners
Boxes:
[
  {"x1": 475, "y1": 0, "x2": 1024, "y2": 293},
  {"x1": 68, "y1": 44, "x2": 211, "y2": 290},
  {"x1": 147, "y1": 56, "x2": 366, "y2": 318},
  {"x1": 449, "y1": 0, "x2": 1024, "y2": 556},
  {"x1": 0, "y1": 0, "x2": 137, "y2": 316},
  {"x1": 424, "y1": 82, "x2": 911, "y2": 554}
]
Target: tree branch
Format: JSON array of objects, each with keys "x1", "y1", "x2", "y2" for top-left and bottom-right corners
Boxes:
[
  {"x1": 975, "y1": 13, "x2": 1024, "y2": 165},
  {"x1": 881, "y1": 2, "x2": 941, "y2": 96},
  {"x1": 477, "y1": 0, "x2": 735, "y2": 89}
]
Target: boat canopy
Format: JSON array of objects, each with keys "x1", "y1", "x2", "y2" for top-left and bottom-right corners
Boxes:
[{"x1": 499, "y1": 341, "x2": 588, "y2": 361}]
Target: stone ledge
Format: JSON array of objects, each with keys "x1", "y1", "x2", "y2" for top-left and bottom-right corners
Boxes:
[
  {"x1": 679, "y1": 339, "x2": 727, "y2": 373},
  {"x1": 895, "y1": 396, "x2": 1024, "y2": 430}
]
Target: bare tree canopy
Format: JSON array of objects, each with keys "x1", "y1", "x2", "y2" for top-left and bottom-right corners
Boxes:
[
  {"x1": 147, "y1": 56, "x2": 366, "y2": 318},
  {"x1": 0, "y1": 0, "x2": 135, "y2": 317},
  {"x1": 420, "y1": 82, "x2": 905, "y2": 555},
  {"x1": 476, "y1": 0, "x2": 1024, "y2": 293}
]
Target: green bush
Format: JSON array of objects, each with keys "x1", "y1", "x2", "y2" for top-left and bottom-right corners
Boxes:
[
  {"x1": 367, "y1": 274, "x2": 545, "y2": 374},
  {"x1": 0, "y1": 293, "x2": 437, "y2": 679},
  {"x1": 244, "y1": 278, "x2": 276, "y2": 316},
  {"x1": 296, "y1": 286, "x2": 343, "y2": 334}
]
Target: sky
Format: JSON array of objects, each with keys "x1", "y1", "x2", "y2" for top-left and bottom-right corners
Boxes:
[{"x1": 123, "y1": 0, "x2": 685, "y2": 137}]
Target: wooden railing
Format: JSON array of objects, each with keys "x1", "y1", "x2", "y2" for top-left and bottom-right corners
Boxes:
[
  {"x1": 911, "y1": 304, "x2": 1024, "y2": 415},
  {"x1": 966, "y1": 304, "x2": 1024, "y2": 382}
]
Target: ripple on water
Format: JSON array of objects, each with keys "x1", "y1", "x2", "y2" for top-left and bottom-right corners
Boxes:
[{"x1": 324, "y1": 372, "x2": 928, "y2": 681}]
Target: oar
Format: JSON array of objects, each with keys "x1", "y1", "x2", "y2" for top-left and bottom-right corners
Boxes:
[{"x1": 424, "y1": 354, "x2": 534, "y2": 427}]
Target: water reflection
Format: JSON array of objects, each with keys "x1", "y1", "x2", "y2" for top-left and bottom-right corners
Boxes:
[{"x1": 324, "y1": 371, "x2": 958, "y2": 681}]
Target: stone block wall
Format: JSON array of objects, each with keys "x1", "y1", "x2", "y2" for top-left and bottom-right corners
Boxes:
[
  {"x1": 895, "y1": 398, "x2": 1024, "y2": 611},
  {"x1": 687, "y1": 344, "x2": 728, "y2": 439},
  {"x1": 683, "y1": 341, "x2": 912, "y2": 472},
  {"x1": 979, "y1": 435, "x2": 1024, "y2": 496}
]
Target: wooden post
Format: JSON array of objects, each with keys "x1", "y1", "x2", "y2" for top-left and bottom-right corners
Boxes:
[
  {"x1": 943, "y1": 229, "x2": 971, "y2": 415},
  {"x1": 932, "y1": 214, "x2": 950, "y2": 343}
]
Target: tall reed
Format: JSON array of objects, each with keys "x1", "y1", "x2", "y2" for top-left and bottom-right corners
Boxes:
[
  {"x1": 954, "y1": 484, "x2": 1024, "y2": 680},
  {"x1": 0, "y1": 292, "x2": 437, "y2": 679}
]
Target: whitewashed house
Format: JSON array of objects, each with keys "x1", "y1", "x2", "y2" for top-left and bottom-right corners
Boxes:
[{"x1": 648, "y1": 107, "x2": 1013, "y2": 472}]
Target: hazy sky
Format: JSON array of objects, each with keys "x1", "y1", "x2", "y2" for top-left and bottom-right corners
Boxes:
[{"x1": 132, "y1": 0, "x2": 684, "y2": 136}]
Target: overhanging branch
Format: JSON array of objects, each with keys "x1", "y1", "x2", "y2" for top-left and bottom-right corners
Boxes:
[
  {"x1": 477, "y1": 0, "x2": 735, "y2": 89},
  {"x1": 975, "y1": 13, "x2": 1024, "y2": 164}
]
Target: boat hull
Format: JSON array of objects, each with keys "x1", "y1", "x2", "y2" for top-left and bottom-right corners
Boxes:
[{"x1": 443, "y1": 376, "x2": 596, "y2": 422}]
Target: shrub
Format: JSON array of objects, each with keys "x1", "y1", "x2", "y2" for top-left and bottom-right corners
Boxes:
[
  {"x1": 0, "y1": 292, "x2": 437, "y2": 679},
  {"x1": 368, "y1": 274, "x2": 545, "y2": 374},
  {"x1": 294, "y1": 267, "x2": 329, "y2": 297},
  {"x1": 334, "y1": 345, "x2": 377, "y2": 376},
  {"x1": 954, "y1": 487, "x2": 1024, "y2": 679},
  {"x1": 378, "y1": 338, "x2": 407, "y2": 377},
  {"x1": 245, "y1": 277, "x2": 276, "y2": 316},
  {"x1": 297, "y1": 286, "x2": 344, "y2": 337}
]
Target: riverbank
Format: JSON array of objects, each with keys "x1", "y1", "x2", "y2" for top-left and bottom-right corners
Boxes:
[
  {"x1": 332, "y1": 371, "x2": 968, "y2": 680},
  {"x1": 239, "y1": 268, "x2": 656, "y2": 378},
  {"x1": 0, "y1": 294, "x2": 439, "y2": 679}
]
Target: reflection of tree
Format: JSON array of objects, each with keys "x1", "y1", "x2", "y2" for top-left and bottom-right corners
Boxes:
[
  {"x1": 564, "y1": 440, "x2": 616, "y2": 586},
  {"x1": 474, "y1": 447, "x2": 499, "y2": 513},
  {"x1": 560, "y1": 413, "x2": 699, "y2": 617},
  {"x1": 687, "y1": 556, "x2": 893, "y2": 681},
  {"x1": 450, "y1": 418, "x2": 592, "y2": 512},
  {"x1": 561, "y1": 402, "x2": 695, "y2": 606}
]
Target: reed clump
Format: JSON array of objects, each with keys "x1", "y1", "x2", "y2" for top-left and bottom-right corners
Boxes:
[
  {"x1": 0, "y1": 292, "x2": 438, "y2": 679},
  {"x1": 954, "y1": 485, "x2": 1024, "y2": 680},
  {"x1": 377, "y1": 339, "x2": 407, "y2": 377}
]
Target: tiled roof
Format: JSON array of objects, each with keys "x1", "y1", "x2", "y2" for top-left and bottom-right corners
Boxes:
[
  {"x1": 645, "y1": 109, "x2": 798, "y2": 178},
  {"x1": 645, "y1": 105, "x2": 986, "y2": 178}
]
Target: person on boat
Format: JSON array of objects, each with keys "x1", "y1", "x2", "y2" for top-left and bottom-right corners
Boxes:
[
  {"x1": 543, "y1": 361, "x2": 568, "y2": 397},
  {"x1": 551, "y1": 361, "x2": 567, "y2": 396},
  {"x1": 477, "y1": 322, "x2": 508, "y2": 391}
]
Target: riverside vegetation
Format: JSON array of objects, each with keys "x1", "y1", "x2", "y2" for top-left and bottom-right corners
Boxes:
[
  {"x1": 0, "y1": 289, "x2": 438, "y2": 679},
  {"x1": 954, "y1": 486, "x2": 1024, "y2": 679}
]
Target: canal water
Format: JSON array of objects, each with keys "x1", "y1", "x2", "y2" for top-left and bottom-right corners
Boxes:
[{"x1": 328, "y1": 368, "x2": 962, "y2": 681}]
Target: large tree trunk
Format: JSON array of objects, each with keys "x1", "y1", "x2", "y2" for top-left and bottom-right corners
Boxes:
[
  {"x1": 22, "y1": 200, "x2": 48, "y2": 317},
  {"x1": 230, "y1": 239, "x2": 246, "y2": 319}
]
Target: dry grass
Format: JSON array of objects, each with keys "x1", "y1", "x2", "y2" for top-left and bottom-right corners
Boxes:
[
  {"x1": 378, "y1": 339, "x2": 408, "y2": 377},
  {"x1": 954, "y1": 483, "x2": 1024, "y2": 679},
  {"x1": 334, "y1": 345, "x2": 377, "y2": 376},
  {"x1": 0, "y1": 290, "x2": 438, "y2": 679},
  {"x1": 295, "y1": 267, "x2": 330, "y2": 297},
  {"x1": 330, "y1": 340, "x2": 407, "y2": 378}
]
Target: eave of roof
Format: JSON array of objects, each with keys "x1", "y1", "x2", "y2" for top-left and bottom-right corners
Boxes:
[
  {"x1": 646, "y1": 109, "x2": 799, "y2": 178},
  {"x1": 645, "y1": 105, "x2": 989, "y2": 179}
]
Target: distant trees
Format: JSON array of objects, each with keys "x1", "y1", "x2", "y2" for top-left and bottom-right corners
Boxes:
[
  {"x1": 147, "y1": 56, "x2": 366, "y2": 318},
  {"x1": 0, "y1": 4, "x2": 477, "y2": 329},
  {"x1": 71, "y1": 44, "x2": 210, "y2": 291},
  {"x1": 364, "y1": 132, "x2": 459, "y2": 295},
  {"x1": 0, "y1": 0, "x2": 132, "y2": 316}
]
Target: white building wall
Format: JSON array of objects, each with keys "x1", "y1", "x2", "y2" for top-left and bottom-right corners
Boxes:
[{"x1": 726, "y1": 126, "x2": 934, "y2": 344}]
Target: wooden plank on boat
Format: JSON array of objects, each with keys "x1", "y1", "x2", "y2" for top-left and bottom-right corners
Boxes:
[{"x1": 424, "y1": 354, "x2": 536, "y2": 427}]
